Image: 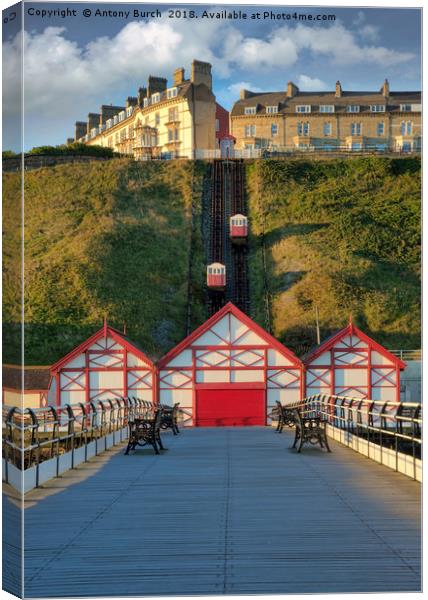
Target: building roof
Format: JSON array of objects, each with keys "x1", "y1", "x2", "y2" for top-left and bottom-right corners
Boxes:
[
  {"x1": 303, "y1": 321, "x2": 406, "y2": 369},
  {"x1": 231, "y1": 88, "x2": 421, "y2": 117},
  {"x1": 50, "y1": 322, "x2": 155, "y2": 373},
  {"x1": 2, "y1": 365, "x2": 52, "y2": 391},
  {"x1": 158, "y1": 302, "x2": 303, "y2": 368}
]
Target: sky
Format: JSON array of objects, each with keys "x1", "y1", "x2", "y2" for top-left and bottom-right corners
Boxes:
[{"x1": 2, "y1": 2, "x2": 422, "y2": 151}]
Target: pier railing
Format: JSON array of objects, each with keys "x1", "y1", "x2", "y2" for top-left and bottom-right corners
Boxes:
[
  {"x1": 2, "y1": 398, "x2": 181, "y2": 492},
  {"x1": 280, "y1": 395, "x2": 422, "y2": 480}
]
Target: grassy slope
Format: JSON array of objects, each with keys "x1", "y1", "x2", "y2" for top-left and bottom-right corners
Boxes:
[
  {"x1": 3, "y1": 159, "x2": 207, "y2": 364},
  {"x1": 247, "y1": 157, "x2": 421, "y2": 353}
]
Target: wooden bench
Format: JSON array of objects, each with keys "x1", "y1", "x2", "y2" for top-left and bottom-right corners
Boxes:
[
  {"x1": 160, "y1": 403, "x2": 180, "y2": 435},
  {"x1": 291, "y1": 408, "x2": 331, "y2": 453},
  {"x1": 125, "y1": 408, "x2": 165, "y2": 455}
]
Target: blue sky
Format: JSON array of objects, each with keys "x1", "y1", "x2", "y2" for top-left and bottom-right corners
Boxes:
[{"x1": 2, "y1": 3, "x2": 422, "y2": 151}]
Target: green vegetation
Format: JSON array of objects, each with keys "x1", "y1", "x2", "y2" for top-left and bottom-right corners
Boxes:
[
  {"x1": 3, "y1": 159, "x2": 207, "y2": 364},
  {"x1": 27, "y1": 143, "x2": 117, "y2": 157},
  {"x1": 2, "y1": 150, "x2": 19, "y2": 159},
  {"x1": 3, "y1": 155, "x2": 420, "y2": 366},
  {"x1": 247, "y1": 157, "x2": 421, "y2": 353}
]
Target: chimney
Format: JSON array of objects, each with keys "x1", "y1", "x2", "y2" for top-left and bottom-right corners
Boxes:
[
  {"x1": 137, "y1": 87, "x2": 147, "y2": 107},
  {"x1": 87, "y1": 113, "x2": 100, "y2": 134},
  {"x1": 173, "y1": 67, "x2": 185, "y2": 86},
  {"x1": 74, "y1": 121, "x2": 87, "y2": 141},
  {"x1": 100, "y1": 105, "x2": 125, "y2": 125},
  {"x1": 381, "y1": 78, "x2": 390, "y2": 97},
  {"x1": 335, "y1": 81, "x2": 342, "y2": 98},
  {"x1": 147, "y1": 76, "x2": 167, "y2": 97},
  {"x1": 286, "y1": 81, "x2": 299, "y2": 98},
  {"x1": 126, "y1": 96, "x2": 138, "y2": 108},
  {"x1": 240, "y1": 89, "x2": 254, "y2": 100},
  {"x1": 190, "y1": 60, "x2": 212, "y2": 90}
]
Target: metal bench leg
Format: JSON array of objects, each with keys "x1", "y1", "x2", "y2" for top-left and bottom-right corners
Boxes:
[
  {"x1": 292, "y1": 426, "x2": 300, "y2": 449},
  {"x1": 323, "y1": 432, "x2": 332, "y2": 453}
]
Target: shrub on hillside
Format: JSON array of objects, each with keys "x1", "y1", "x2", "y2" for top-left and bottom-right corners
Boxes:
[{"x1": 27, "y1": 143, "x2": 117, "y2": 158}]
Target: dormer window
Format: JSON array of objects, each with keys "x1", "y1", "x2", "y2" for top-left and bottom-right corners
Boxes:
[
  {"x1": 296, "y1": 105, "x2": 311, "y2": 113},
  {"x1": 143, "y1": 98, "x2": 149, "y2": 108},
  {"x1": 118, "y1": 111, "x2": 126, "y2": 122},
  {"x1": 167, "y1": 87, "x2": 178, "y2": 99},
  {"x1": 126, "y1": 106, "x2": 133, "y2": 117},
  {"x1": 113, "y1": 115, "x2": 118, "y2": 125},
  {"x1": 151, "y1": 93, "x2": 160, "y2": 104},
  {"x1": 370, "y1": 105, "x2": 386, "y2": 112},
  {"x1": 266, "y1": 105, "x2": 278, "y2": 114},
  {"x1": 346, "y1": 105, "x2": 360, "y2": 113},
  {"x1": 106, "y1": 119, "x2": 112, "y2": 129},
  {"x1": 244, "y1": 106, "x2": 257, "y2": 115},
  {"x1": 319, "y1": 105, "x2": 335, "y2": 113}
]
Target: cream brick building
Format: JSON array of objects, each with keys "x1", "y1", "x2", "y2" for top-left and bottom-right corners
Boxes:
[
  {"x1": 231, "y1": 80, "x2": 421, "y2": 154},
  {"x1": 72, "y1": 60, "x2": 218, "y2": 159}
]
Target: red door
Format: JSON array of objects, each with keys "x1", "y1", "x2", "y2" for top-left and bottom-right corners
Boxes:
[{"x1": 195, "y1": 388, "x2": 265, "y2": 427}]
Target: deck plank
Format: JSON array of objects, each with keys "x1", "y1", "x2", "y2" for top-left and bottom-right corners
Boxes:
[{"x1": 5, "y1": 427, "x2": 421, "y2": 596}]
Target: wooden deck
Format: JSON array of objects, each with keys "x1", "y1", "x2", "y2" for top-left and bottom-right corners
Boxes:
[{"x1": 5, "y1": 426, "x2": 421, "y2": 597}]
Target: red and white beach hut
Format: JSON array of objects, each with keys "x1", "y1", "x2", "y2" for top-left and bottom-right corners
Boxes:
[
  {"x1": 49, "y1": 321, "x2": 156, "y2": 407},
  {"x1": 304, "y1": 319, "x2": 406, "y2": 402},
  {"x1": 158, "y1": 302, "x2": 303, "y2": 426}
]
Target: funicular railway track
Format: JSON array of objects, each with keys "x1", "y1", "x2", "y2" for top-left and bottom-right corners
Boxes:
[
  {"x1": 207, "y1": 159, "x2": 250, "y2": 316},
  {"x1": 230, "y1": 160, "x2": 250, "y2": 314}
]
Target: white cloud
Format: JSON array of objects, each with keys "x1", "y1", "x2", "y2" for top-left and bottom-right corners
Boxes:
[
  {"x1": 359, "y1": 24, "x2": 380, "y2": 43},
  {"x1": 297, "y1": 75, "x2": 328, "y2": 91},
  {"x1": 2, "y1": 18, "x2": 416, "y2": 136},
  {"x1": 227, "y1": 81, "x2": 264, "y2": 96}
]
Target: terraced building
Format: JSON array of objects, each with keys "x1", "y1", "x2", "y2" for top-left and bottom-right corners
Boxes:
[
  {"x1": 230, "y1": 79, "x2": 421, "y2": 154},
  {"x1": 71, "y1": 60, "x2": 227, "y2": 159}
]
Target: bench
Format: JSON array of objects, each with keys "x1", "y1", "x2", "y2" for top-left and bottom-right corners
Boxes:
[
  {"x1": 125, "y1": 408, "x2": 165, "y2": 455},
  {"x1": 160, "y1": 403, "x2": 180, "y2": 435},
  {"x1": 291, "y1": 408, "x2": 331, "y2": 453},
  {"x1": 274, "y1": 401, "x2": 297, "y2": 433}
]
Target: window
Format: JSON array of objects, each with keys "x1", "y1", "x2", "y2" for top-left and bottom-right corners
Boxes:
[
  {"x1": 155, "y1": 113, "x2": 160, "y2": 126},
  {"x1": 118, "y1": 111, "x2": 125, "y2": 122},
  {"x1": 297, "y1": 122, "x2": 310, "y2": 136},
  {"x1": 401, "y1": 121, "x2": 413, "y2": 135},
  {"x1": 145, "y1": 117, "x2": 150, "y2": 125},
  {"x1": 351, "y1": 122, "x2": 361, "y2": 136},
  {"x1": 296, "y1": 105, "x2": 311, "y2": 113},
  {"x1": 271, "y1": 124, "x2": 278, "y2": 136},
  {"x1": 244, "y1": 106, "x2": 257, "y2": 115},
  {"x1": 115, "y1": 133, "x2": 119, "y2": 144},
  {"x1": 143, "y1": 98, "x2": 149, "y2": 108},
  {"x1": 370, "y1": 105, "x2": 386, "y2": 113},
  {"x1": 120, "y1": 129, "x2": 126, "y2": 142},
  {"x1": 91, "y1": 128, "x2": 97, "y2": 139},
  {"x1": 113, "y1": 115, "x2": 118, "y2": 125},
  {"x1": 215, "y1": 119, "x2": 220, "y2": 132},
  {"x1": 377, "y1": 122, "x2": 385, "y2": 136},
  {"x1": 168, "y1": 107, "x2": 178, "y2": 122},
  {"x1": 128, "y1": 125, "x2": 134, "y2": 139},
  {"x1": 319, "y1": 105, "x2": 335, "y2": 113},
  {"x1": 346, "y1": 105, "x2": 360, "y2": 113},
  {"x1": 152, "y1": 93, "x2": 160, "y2": 104},
  {"x1": 168, "y1": 128, "x2": 179, "y2": 142},
  {"x1": 126, "y1": 107, "x2": 134, "y2": 118},
  {"x1": 107, "y1": 137, "x2": 113, "y2": 148},
  {"x1": 266, "y1": 105, "x2": 278, "y2": 114},
  {"x1": 167, "y1": 87, "x2": 178, "y2": 99},
  {"x1": 106, "y1": 119, "x2": 112, "y2": 129},
  {"x1": 323, "y1": 122, "x2": 332, "y2": 136},
  {"x1": 244, "y1": 125, "x2": 256, "y2": 137}
]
